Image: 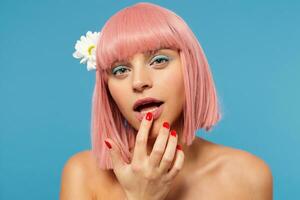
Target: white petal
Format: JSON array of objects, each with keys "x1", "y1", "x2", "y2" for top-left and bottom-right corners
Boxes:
[
  {"x1": 73, "y1": 32, "x2": 101, "y2": 67},
  {"x1": 80, "y1": 35, "x2": 87, "y2": 43},
  {"x1": 80, "y1": 57, "x2": 88, "y2": 64},
  {"x1": 86, "y1": 31, "x2": 93, "y2": 38},
  {"x1": 75, "y1": 41, "x2": 83, "y2": 50},
  {"x1": 87, "y1": 60, "x2": 96, "y2": 71},
  {"x1": 73, "y1": 51, "x2": 83, "y2": 59},
  {"x1": 92, "y1": 37, "x2": 98, "y2": 44}
]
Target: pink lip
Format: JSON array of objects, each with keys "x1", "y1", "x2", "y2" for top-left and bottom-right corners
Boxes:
[
  {"x1": 134, "y1": 103, "x2": 164, "y2": 121},
  {"x1": 133, "y1": 97, "x2": 163, "y2": 111}
]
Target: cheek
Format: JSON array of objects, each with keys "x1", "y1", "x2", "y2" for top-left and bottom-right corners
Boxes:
[
  {"x1": 107, "y1": 81, "x2": 129, "y2": 112},
  {"x1": 170, "y1": 78, "x2": 185, "y2": 111},
  {"x1": 164, "y1": 63, "x2": 185, "y2": 114},
  {"x1": 108, "y1": 81, "x2": 140, "y2": 130},
  {"x1": 153, "y1": 64, "x2": 185, "y2": 124},
  {"x1": 159, "y1": 63, "x2": 185, "y2": 97},
  {"x1": 171, "y1": 73, "x2": 184, "y2": 91}
]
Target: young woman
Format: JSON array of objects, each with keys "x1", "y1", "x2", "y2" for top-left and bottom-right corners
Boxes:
[{"x1": 60, "y1": 2, "x2": 273, "y2": 200}]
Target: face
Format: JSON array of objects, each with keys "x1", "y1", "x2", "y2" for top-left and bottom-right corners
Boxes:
[{"x1": 107, "y1": 48, "x2": 185, "y2": 139}]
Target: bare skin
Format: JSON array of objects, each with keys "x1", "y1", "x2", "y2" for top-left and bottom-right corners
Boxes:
[
  {"x1": 60, "y1": 49, "x2": 273, "y2": 199},
  {"x1": 60, "y1": 135, "x2": 273, "y2": 199}
]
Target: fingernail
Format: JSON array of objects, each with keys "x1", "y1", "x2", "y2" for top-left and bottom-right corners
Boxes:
[
  {"x1": 170, "y1": 130, "x2": 177, "y2": 137},
  {"x1": 146, "y1": 112, "x2": 152, "y2": 121},
  {"x1": 163, "y1": 121, "x2": 169, "y2": 129},
  {"x1": 104, "y1": 140, "x2": 112, "y2": 149},
  {"x1": 176, "y1": 144, "x2": 182, "y2": 150}
]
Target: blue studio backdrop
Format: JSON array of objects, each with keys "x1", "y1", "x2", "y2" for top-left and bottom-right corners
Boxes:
[{"x1": 0, "y1": 0, "x2": 299, "y2": 199}]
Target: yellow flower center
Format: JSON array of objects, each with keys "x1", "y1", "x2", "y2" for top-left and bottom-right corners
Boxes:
[{"x1": 88, "y1": 45, "x2": 95, "y2": 55}]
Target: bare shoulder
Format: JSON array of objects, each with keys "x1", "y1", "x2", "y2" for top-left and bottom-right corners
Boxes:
[
  {"x1": 220, "y1": 145, "x2": 273, "y2": 183},
  {"x1": 60, "y1": 150, "x2": 111, "y2": 200},
  {"x1": 211, "y1": 142, "x2": 273, "y2": 199}
]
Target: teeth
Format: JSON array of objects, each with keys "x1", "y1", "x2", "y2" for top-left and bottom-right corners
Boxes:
[{"x1": 140, "y1": 107, "x2": 158, "y2": 114}]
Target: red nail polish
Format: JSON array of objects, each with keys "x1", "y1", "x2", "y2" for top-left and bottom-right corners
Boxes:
[
  {"x1": 176, "y1": 144, "x2": 182, "y2": 150},
  {"x1": 146, "y1": 112, "x2": 152, "y2": 121},
  {"x1": 104, "y1": 140, "x2": 112, "y2": 149},
  {"x1": 163, "y1": 122, "x2": 169, "y2": 129},
  {"x1": 170, "y1": 130, "x2": 177, "y2": 137}
]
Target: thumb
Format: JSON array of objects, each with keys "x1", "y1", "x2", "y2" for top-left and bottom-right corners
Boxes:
[{"x1": 104, "y1": 138, "x2": 126, "y2": 170}]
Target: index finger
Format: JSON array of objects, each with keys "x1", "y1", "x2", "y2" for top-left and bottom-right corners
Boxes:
[{"x1": 131, "y1": 112, "x2": 153, "y2": 164}]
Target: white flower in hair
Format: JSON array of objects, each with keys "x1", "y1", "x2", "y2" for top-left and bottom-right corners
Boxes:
[{"x1": 73, "y1": 31, "x2": 100, "y2": 71}]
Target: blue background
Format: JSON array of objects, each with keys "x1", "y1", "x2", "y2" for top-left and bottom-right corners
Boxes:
[{"x1": 1, "y1": 0, "x2": 299, "y2": 199}]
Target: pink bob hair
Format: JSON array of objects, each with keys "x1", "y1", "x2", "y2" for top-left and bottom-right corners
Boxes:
[{"x1": 91, "y1": 2, "x2": 222, "y2": 169}]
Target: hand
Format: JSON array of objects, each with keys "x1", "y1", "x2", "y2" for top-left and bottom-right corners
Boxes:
[{"x1": 104, "y1": 112, "x2": 185, "y2": 200}]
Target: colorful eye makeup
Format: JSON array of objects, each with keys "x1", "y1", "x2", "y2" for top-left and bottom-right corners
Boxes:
[{"x1": 111, "y1": 54, "x2": 170, "y2": 76}]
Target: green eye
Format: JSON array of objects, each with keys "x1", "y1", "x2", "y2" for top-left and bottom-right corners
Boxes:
[
  {"x1": 150, "y1": 55, "x2": 169, "y2": 65},
  {"x1": 112, "y1": 66, "x2": 129, "y2": 76}
]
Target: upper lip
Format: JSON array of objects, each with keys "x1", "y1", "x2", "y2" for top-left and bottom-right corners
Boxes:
[{"x1": 133, "y1": 97, "x2": 164, "y2": 111}]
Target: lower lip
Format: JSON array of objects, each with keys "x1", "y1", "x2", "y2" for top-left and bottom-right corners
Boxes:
[{"x1": 134, "y1": 103, "x2": 164, "y2": 121}]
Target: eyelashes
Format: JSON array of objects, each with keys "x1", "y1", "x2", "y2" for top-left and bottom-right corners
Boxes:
[
  {"x1": 112, "y1": 67, "x2": 128, "y2": 76},
  {"x1": 150, "y1": 55, "x2": 169, "y2": 65},
  {"x1": 111, "y1": 55, "x2": 170, "y2": 76}
]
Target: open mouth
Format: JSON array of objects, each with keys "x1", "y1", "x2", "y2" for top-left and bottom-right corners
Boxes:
[
  {"x1": 134, "y1": 101, "x2": 165, "y2": 121},
  {"x1": 134, "y1": 101, "x2": 164, "y2": 113}
]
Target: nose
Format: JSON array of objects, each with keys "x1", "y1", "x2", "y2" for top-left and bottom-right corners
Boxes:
[{"x1": 132, "y1": 65, "x2": 152, "y2": 93}]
